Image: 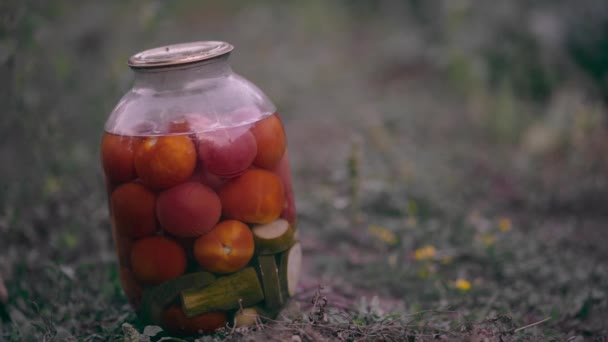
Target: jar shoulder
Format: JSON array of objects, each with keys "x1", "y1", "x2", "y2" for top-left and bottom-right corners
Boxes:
[{"x1": 105, "y1": 73, "x2": 276, "y2": 136}]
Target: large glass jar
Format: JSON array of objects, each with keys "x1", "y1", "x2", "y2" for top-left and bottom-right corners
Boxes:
[{"x1": 101, "y1": 42, "x2": 300, "y2": 335}]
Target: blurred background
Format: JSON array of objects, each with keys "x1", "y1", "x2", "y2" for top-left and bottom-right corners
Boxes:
[{"x1": 1, "y1": 0, "x2": 608, "y2": 340}]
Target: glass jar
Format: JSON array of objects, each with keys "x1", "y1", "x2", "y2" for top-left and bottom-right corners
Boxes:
[{"x1": 101, "y1": 42, "x2": 300, "y2": 335}]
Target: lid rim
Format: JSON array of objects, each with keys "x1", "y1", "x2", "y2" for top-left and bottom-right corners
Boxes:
[{"x1": 127, "y1": 41, "x2": 234, "y2": 69}]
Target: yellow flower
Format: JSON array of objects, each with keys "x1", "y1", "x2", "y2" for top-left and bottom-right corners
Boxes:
[
  {"x1": 414, "y1": 245, "x2": 437, "y2": 260},
  {"x1": 497, "y1": 217, "x2": 512, "y2": 232},
  {"x1": 454, "y1": 279, "x2": 471, "y2": 291},
  {"x1": 368, "y1": 225, "x2": 398, "y2": 246}
]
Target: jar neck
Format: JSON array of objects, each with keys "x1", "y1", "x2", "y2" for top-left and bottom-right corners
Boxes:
[{"x1": 131, "y1": 55, "x2": 232, "y2": 92}]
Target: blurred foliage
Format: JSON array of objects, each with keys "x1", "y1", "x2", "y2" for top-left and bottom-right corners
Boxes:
[
  {"x1": 566, "y1": 3, "x2": 608, "y2": 103},
  {"x1": 1, "y1": 0, "x2": 608, "y2": 340}
]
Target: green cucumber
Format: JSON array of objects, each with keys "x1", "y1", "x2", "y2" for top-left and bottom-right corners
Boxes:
[
  {"x1": 138, "y1": 271, "x2": 215, "y2": 324},
  {"x1": 181, "y1": 267, "x2": 264, "y2": 317},
  {"x1": 252, "y1": 219, "x2": 295, "y2": 255},
  {"x1": 256, "y1": 255, "x2": 284, "y2": 310}
]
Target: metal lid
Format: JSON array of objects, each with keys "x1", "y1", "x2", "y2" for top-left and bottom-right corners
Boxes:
[{"x1": 128, "y1": 41, "x2": 234, "y2": 69}]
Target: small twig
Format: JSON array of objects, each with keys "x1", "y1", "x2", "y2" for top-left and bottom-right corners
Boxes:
[
  {"x1": 308, "y1": 285, "x2": 328, "y2": 323},
  {"x1": 502, "y1": 317, "x2": 551, "y2": 334}
]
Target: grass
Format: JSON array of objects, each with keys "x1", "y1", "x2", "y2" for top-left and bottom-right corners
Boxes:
[
  {"x1": 2, "y1": 116, "x2": 607, "y2": 340},
  {"x1": 2, "y1": 1, "x2": 608, "y2": 341}
]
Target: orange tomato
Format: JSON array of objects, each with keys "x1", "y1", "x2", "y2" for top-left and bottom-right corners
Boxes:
[
  {"x1": 251, "y1": 113, "x2": 286, "y2": 169},
  {"x1": 156, "y1": 182, "x2": 222, "y2": 238},
  {"x1": 193, "y1": 220, "x2": 254, "y2": 274},
  {"x1": 134, "y1": 135, "x2": 196, "y2": 189},
  {"x1": 219, "y1": 169, "x2": 284, "y2": 224},
  {"x1": 101, "y1": 133, "x2": 141, "y2": 184},
  {"x1": 162, "y1": 306, "x2": 227, "y2": 335},
  {"x1": 130, "y1": 236, "x2": 186, "y2": 285},
  {"x1": 110, "y1": 183, "x2": 157, "y2": 238}
]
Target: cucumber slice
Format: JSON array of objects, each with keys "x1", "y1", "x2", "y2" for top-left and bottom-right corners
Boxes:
[
  {"x1": 181, "y1": 267, "x2": 264, "y2": 317},
  {"x1": 278, "y1": 242, "x2": 302, "y2": 297},
  {"x1": 256, "y1": 255, "x2": 284, "y2": 310},
  {"x1": 252, "y1": 219, "x2": 295, "y2": 255},
  {"x1": 138, "y1": 271, "x2": 216, "y2": 324}
]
